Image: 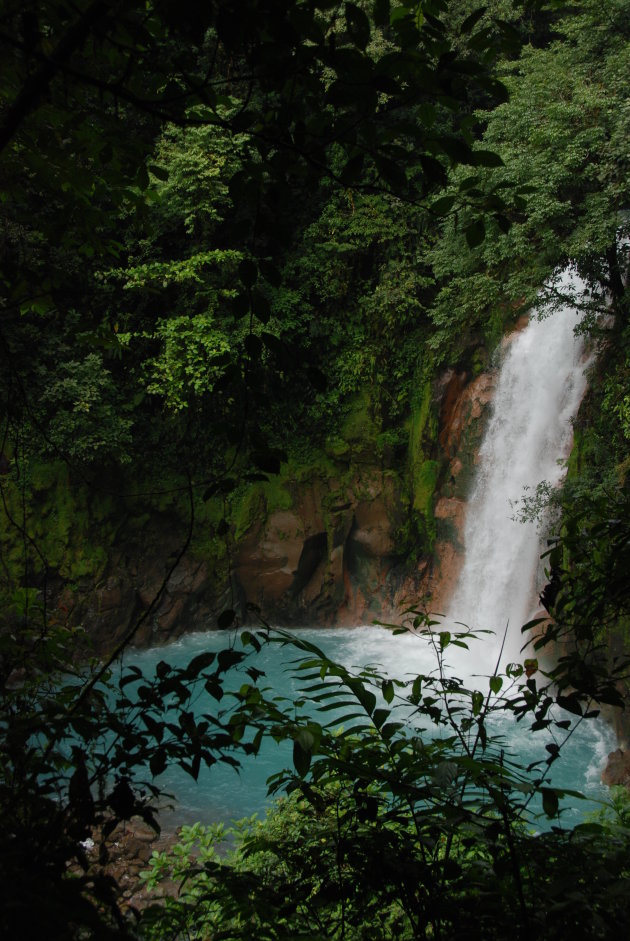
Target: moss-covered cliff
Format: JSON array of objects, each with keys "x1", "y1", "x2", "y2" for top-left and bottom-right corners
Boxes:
[{"x1": 0, "y1": 341, "x2": 504, "y2": 654}]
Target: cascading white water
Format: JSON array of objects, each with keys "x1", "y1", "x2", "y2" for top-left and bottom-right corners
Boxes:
[{"x1": 446, "y1": 267, "x2": 591, "y2": 670}]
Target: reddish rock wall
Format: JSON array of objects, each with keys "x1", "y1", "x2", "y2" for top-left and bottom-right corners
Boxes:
[
  {"x1": 233, "y1": 470, "x2": 404, "y2": 626},
  {"x1": 53, "y1": 511, "x2": 231, "y2": 653},
  {"x1": 230, "y1": 363, "x2": 498, "y2": 628},
  {"x1": 52, "y1": 364, "x2": 497, "y2": 652}
]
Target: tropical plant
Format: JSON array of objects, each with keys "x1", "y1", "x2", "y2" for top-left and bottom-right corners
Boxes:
[{"x1": 138, "y1": 615, "x2": 630, "y2": 940}]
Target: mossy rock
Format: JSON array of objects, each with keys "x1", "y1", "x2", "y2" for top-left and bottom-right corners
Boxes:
[{"x1": 0, "y1": 459, "x2": 113, "y2": 583}]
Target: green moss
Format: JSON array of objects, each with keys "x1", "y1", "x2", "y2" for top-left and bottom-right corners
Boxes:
[
  {"x1": 337, "y1": 391, "x2": 382, "y2": 459},
  {"x1": 233, "y1": 487, "x2": 266, "y2": 541},
  {"x1": 0, "y1": 457, "x2": 128, "y2": 593},
  {"x1": 66, "y1": 546, "x2": 108, "y2": 580},
  {"x1": 191, "y1": 494, "x2": 228, "y2": 564},
  {"x1": 566, "y1": 427, "x2": 601, "y2": 482},
  {"x1": 615, "y1": 455, "x2": 630, "y2": 486},
  {"x1": 405, "y1": 373, "x2": 440, "y2": 552},
  {"x1": 408, "y1": 377, "x2": 433, "y2": 462},
  {"x1": 29, "y1": 461, "x2": 63, "y2": 492},
  {"x1": 262, "y1": 472, "x2": 294, "y2": 513},
  {"x1": 413, "y1": 459, "x2": 438, "y2": 541},
  {"x1": 482, "y1": 306, "x2": 505, "y2": 351},
  {"x1": 470, "y1": 345, "x2": 489, "y2": 377},
  {"x1": 291, "y1": 453, "x2": 337, "y2": 482},
  {"x1": 325, "y1": 435, "x2": 351, "y2": 459},
  {"x1": 340, "y1": 391, "x2": 373, "y2": 441}
]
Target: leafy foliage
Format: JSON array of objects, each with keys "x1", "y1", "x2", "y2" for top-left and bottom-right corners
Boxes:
[
  {"x1": 1, "y1": 1, "x2": 630, "y2": 939},
  {"x1": 138, "y1": 621, "x2": 630, "y2": 940},
  {"x1": 39, "y1": 353, "x2": 134, "y2": 464},
  {"x1": 0, "y1": 618, "x2": 260, "y2": 939},
  {"x1": 425, "y1": 0, "x2": 630, "y2": 360}
]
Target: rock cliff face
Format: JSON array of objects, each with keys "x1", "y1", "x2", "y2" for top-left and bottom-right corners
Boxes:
[
  {"x1": 602, "y1": 748, "x2": 630, "y2": 788},
  {"x1": 233, "y1": 469, "x2": 404, "y2": 626},
  {"x1": 33, "y1": 365, "x2": 496, "y2": 652},
  {"x1": 225, "y1": 364, "x2": 495, "y2": 633},
  {"x1": 51, "y1": 509, "x2": 232, "y2": 653}
]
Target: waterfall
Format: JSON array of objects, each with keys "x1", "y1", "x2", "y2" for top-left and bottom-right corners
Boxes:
[
  {"x1": 125, "y1": 269, "x2": 614, "y2": 829},
  {"x1": 445, "y1": 268, "x2": 591, "y2": 670}
]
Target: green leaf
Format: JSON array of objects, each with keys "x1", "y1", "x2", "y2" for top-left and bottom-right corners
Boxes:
[
  {"x1": 346, "y1": 677, "x2": 377, "y2": 716},
  {"x1": 259, "y1": 259, "x2": 282, "y2": 287},
  {"x1": 373, "y1": 0, "x2": 390, "y2": 27},
  {"x1": 390, "y1": 5, "x2": 410, "y2": 24},
  {"x1": 218, "y1": 648, "x2": 245, "y2": 671},
  {"x1": 251, "y1": 450, "x2": 283, "y2": 474},
  {"x1": 293, "y1": 739, "x2": 312, "y2": 776},
  {"x1": 241, "y1": 630, "x2": 262, "y2": 653},
  {"x1": 489, "y1": 675, "x2": 503, "y2": 694},
  {"x1": 345, "y1": 2, "x2": 371, "y2": 48},
  {"x1": 233, "y1": 291, "x2": 250, "y2": 319},
  {"x1": 374, "y1": 155, "x2": 408, "y2": 191},
  {"x1": 380, "y1": 721, "x2": 403, "y2": 741},
  {"x1": 148, "y1": 163, "x2": 169, "y2": 181},
  {"x1": 465, "y1": 219, "x2": 485, "y2": 248},
  {"x1": 251, "y1": 289, "x2": 271, "y2": 324},
  {"x1": 382, "y1": 678, "x2": 394, "y2": 703},
  {"x1": 230, "y1": 109, "x2": 258, "y2": 132},
  {"x1": 372, "y1": 707, "x2": 390, "y2": 729},
  {"x1": 186, "y1": 652, "x2": 217, "y2": 676},
  {"x1": 296, "y1": 728, "x2": 315, "y2": 752},
  {"x1": 431, "y1": 194, "x2": 455, "y2": 216},
  {"x1": 469, "y1": 149, "x2": 504, "y2": 168},
  {"x1": 459, "y1": 174, "x2": 480, "y2": 191},
  {"x1": 204, "y1": 678, "x2": 223, "y2": 701},
  {"x1": 150, "y1": 749, "x2": 167, "y2": 777},
  {"x1": 339, "y1": 153, "x2": 365, "y2": 185},
  {"x1": 433, "y1": 136, "x2": 474, "y2": 164},
  {"x1": 244, "y1": 333, "x2": 262, "y2": 358},
  {"x1": 217, "y1": 518, "x2": 229, "y2": 536},
  {"x1": 136, "y1": 163, "x2": 150, "y2": 191},
  {"x1": 119, "y1": 666, "x2": 143, "y2": 688},
  {"x1": 460, "y1": 7, "x2": 487, "y2": 34}
]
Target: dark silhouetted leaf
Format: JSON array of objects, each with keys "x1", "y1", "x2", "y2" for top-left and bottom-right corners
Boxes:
[
  {"x1": 460, "y1": 7, "x2": 487, "y2": 34},
  {"x1": 259, "y1": 259, "x2": 282, "y2": 286},
  {"x1": 238, "y1": 258, "x2": 258, "y2": 287},
  {"x1": 150, "y1": 749, "x2": 167, "y2": 777},
  {"x1": 465, "y1": 218, "x2": 485, "y2": 247},
  {"x1": 345, "y1": 2, "x2": 371, "y2": 48},
  {"x1": 217, "y1": 609, "x2": 236, "y2": 630},
  {"x1": 470, "y1": 149, "x2": 504, "y2": 168},
  {"x1": 251, "y1": 289, "x2": 271, "y2": 324},
  {"x1": 542, "y1": 788, "x2": 559, "y2": 817},
  {"x1": 293, "y1": 739, "x2": 312, "y2": 776}
]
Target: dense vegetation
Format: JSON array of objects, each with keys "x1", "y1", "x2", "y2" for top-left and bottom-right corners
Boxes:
[{"x1": 2, "y1": 0, "x2": 630, "y2": 937}]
